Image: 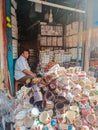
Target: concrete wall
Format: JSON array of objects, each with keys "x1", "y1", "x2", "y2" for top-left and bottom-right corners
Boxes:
[
  {"x1": 92, "y1": 0, "x2": 98, "y2": 28},
  {"x1": 84, "y1": 0, "x2": 98, "y2": 72}
]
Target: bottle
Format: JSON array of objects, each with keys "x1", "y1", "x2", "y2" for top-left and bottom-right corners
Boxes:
[{"x1": 49, "y1": 9, "x2": 53, "y2": 23}]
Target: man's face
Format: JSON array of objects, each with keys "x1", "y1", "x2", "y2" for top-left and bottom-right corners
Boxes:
[{"x1": 22, "y1": 51, "x2": 29, "y2": 59}]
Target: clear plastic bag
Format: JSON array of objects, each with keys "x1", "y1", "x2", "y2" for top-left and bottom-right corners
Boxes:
[{"x1": 0, "y1": 90, "x2": 16, "y2": 122}]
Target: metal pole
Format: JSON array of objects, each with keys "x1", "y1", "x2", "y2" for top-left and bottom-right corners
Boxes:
[{"x1": 28, "y1": 0, "x2": 85, "y2": 14}]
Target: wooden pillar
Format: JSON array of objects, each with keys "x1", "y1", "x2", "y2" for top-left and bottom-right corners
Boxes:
[
  {"x1": 0, "y1": 0, "x2": 8, "y2": 89},
  {"x1": 0, "y1": 0, "x2": 4, "y2": 89}
]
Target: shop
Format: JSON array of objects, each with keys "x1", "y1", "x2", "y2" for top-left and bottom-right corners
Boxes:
[
  {"x1": 1, "y1": 0, "x2": 98, "y2": 130},
  {"x1": 5, "y1": 0, "x2": 87, "y2": 94}
]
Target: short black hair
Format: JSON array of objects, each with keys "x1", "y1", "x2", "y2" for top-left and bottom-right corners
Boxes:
[{"x1": 20, "y1": 48, "x2": 29, "y2": 54}]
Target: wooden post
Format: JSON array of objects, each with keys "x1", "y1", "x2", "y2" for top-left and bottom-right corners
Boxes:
[{"x1": 0, "y1": 0, "x2": 9, "y2": 89}]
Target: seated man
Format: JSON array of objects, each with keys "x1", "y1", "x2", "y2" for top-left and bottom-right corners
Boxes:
[{"x1": 14, "y1": 49, "x2": 36, "y2": 86}]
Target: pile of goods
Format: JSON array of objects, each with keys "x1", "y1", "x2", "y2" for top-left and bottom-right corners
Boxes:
[
  {"x1": 2, "y1": 64, "x2": 98, "y2": 130},
  {"x1": 39, "y1": 49, "x2": 72, "y2": 73}
]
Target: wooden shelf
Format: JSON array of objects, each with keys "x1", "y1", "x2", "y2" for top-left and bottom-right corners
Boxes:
[
  {"x1": 40, "y1": 34, "x2": 63, "y2": 37},
  {"x1": 65, "y1": 33, "x2": 78, "y2": 37},
  {"x1": 66, "y1": 46, "x2": 82, "y2": 49},
  {"x1": 90, "y1": 58, "x2": 98, "y2": 60},
  {"x1": 40, "y1": 46, "x2": 63, "y2": 47},
  {"x1": 71, "y1": 59, "x2": 82, "y2": 62}
]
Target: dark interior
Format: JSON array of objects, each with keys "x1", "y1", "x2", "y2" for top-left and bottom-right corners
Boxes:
[{"x1": 16, "y1": 0, "x2": 87, "y2": 41}]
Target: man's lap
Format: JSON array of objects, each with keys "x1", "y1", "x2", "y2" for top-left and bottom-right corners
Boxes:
[{"x1": 17, "y1": 75, "x2": 33, "y2": 84}]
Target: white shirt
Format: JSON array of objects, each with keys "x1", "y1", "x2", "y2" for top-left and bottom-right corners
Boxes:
[{"x1": 15, "y1": 55, "x2": 30, "y2": 80}]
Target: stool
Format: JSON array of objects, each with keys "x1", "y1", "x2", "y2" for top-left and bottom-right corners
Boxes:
[{"x1": 15, "y1": 80, "x2": 25, "y2": 95}]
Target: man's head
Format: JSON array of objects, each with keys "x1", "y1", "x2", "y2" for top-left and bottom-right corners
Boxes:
[{"x1": 21, "y1": 49, "x2": 29, "y2": 59}]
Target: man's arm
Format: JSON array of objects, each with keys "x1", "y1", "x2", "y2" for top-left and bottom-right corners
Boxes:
[{"x1": 23, "y1": 69, "x2": 36, "y2": 78}]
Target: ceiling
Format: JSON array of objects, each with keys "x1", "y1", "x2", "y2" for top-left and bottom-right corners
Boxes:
[{"x1": 16, "y1": 0, "x2": 87, "y2": 41}]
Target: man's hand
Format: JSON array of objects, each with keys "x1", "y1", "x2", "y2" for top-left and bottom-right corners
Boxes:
[
  {"x1": 32, "y1": 73, "x2": 36, "y2": 78},
  {"x1": 23, "y1": 69, "x2": 36, "y2": 78}
]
